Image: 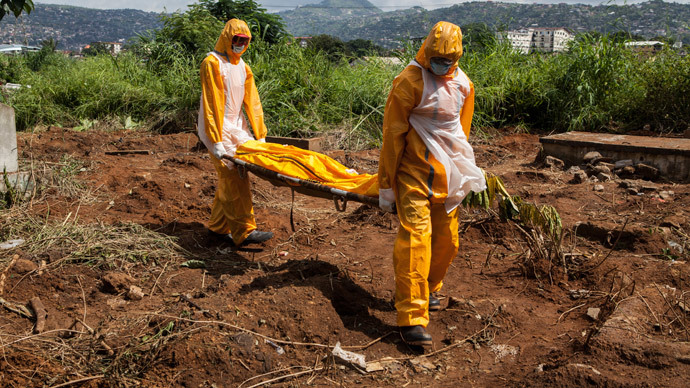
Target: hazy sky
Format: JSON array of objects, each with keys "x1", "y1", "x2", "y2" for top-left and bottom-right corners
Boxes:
[{"x1": 35, "y1": 0, "x2": 689, "y2": 14}]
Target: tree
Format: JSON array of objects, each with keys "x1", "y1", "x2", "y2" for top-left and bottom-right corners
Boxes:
[
  {"x1": 82, "y1": 42, "x2": 110, "y2": 57},
  {"x1": 130, "y1": 4, "x2": 223, "y2": 71},
  {"x1": 40, "y1": 38, "x2": 58, "y2": 52},
  {"x1": 460, "y1": 23, "x2": 497, "y2": 53},
  {"x1": 345, "y1": 39, "x2": 384, "y2": 58},
  {"x1": 154, "y1": 4, "x2": 223, "y2": 57},
  {"x1": 199, "y1": 0, "x2": 288, "y2": 44},
  {"x1": 307, "y1": 34, "x2": 346, "y2": 62},
  {"x1": 0, "y1": 0, "x2": 33, "y2": 20}
]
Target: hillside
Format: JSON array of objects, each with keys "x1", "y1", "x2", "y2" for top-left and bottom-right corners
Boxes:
[
  {"x1": 1, "y1": 1, "x2": 688, "y2": 52},
  {"x1": 278, "y1": 0, "x2": 382, "y2": 36},
  {"x1": 280, "y1": 0, "x2": 690, "y2": 47},
  {"x1": 0, "y1": 4, "x2": 161, "y2": 51}
]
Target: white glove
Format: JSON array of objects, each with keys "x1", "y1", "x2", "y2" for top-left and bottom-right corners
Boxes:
[
  {"x1": 379, "y1": 188, "x2": 395, "y2": 213},
  {"x1": 211, "y1": 142, "x2": 226, "y2": 159},
  {"x1": 258, "y1": 137, "x2": 266, "y2": 143}
]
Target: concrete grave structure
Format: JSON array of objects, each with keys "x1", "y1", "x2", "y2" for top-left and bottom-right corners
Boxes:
[
  {"x1": 540, "y1": 131, "x2": 690, "y2": 182},
  {"x1": 0, "y1": 103, "x2": 18, "y2": 173},
  {"x1": 0, "y1": 103, "x2": 30, "y2": 193}
]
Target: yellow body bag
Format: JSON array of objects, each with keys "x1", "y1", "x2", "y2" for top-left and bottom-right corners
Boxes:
[{"x1": 234, "y1": 140, "x2": 379, "y2": 197}]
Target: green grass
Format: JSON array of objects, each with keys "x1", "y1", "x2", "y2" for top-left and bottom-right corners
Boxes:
[{"x1": 1, "y1": 34, "x2": 688, "y2": 140}]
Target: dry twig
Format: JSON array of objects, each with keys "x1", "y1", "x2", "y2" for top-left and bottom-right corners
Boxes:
[
  {"x1": 49, "y1": 374, "x2": 105, "y2": 388},
  {"x1": 0, "y1": 254, "x2": 19, "y2": 296},
  {"x1": 246, "y1": 367, "x2": 325, "y2": 388}
]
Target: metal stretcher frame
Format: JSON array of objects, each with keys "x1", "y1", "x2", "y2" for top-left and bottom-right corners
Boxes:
[{"x1": 222, "y1": 154, "x2": 379, "y2": 212}]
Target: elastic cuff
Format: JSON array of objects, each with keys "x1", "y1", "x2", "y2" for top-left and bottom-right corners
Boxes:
[{"x1": 398, "y1": 315, "x2": 429, "y2": 328}]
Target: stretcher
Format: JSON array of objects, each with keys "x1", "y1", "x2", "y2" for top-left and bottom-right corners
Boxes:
[{"x1": 221, "y1": 140, "x2": 380, "y2": 213}]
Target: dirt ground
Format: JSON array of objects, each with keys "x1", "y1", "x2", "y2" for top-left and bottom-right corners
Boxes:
[{"x1": 1, "y1": 126, "x2": 689, "y2": 387}]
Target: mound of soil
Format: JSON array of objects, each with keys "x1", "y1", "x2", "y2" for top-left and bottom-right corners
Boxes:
[{"x1": 1, "y1": 126, "x2": 688, "y2": 387}]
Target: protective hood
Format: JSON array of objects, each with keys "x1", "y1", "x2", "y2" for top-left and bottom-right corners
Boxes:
[
  {"x1": 415, "y1": 21, "x2": 463, "y2": 76},
  {"x1": 214, "y1": 19, "x2": 252, "y2": 61}
]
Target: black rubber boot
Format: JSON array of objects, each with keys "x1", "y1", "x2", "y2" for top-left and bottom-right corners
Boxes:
[
  {"x1": 429, "y1": 293, "x2": 441, "y2": 311},
  {"x1": 242, "y1": 230, "x2": 273, "y2": 245},
  {"x1": 208, "y1": 230, "x2": 234, "y2": 245},
  {"x1": 400, "y1": 325, "x2": 432, "y2": 346}
]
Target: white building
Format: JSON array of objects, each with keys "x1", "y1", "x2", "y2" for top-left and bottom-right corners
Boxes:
[
  {"x1": 503, "y1": 29, "x2": 532, "y2": 54},
  {"x1": 88, "y1": 41, "x2": 123, "y2": 55},
  {"x1": 500, "y1": 28, "x2": 575, "y2": 54},
  {"x1": 624, "y1": 41, "x2": 664, "y2": 53},
  {"x1": 0, "y1": 44, "x2": 40, "y2": 55}
]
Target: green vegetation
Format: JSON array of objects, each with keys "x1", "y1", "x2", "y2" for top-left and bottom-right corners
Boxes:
[
  {"x1": 199, "y1": 0, "x2": 288, "y2": 44},
  {"x1": 0, "y1": 0, "x2": 33, "y2": 20},
  {"x1": 307, "y1": 34, "x2": 385, "y2": 62},
  {"x1": 1, "y1": 4, "x2": 688, "y2": 142}
]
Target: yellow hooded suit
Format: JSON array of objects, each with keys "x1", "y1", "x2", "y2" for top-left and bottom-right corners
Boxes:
[
  {"x1": 198, "y1": 19, "x2": 266, "y2": 244},
  {"x1": 379, "y1": 21, "x2": 485, "y2": 328}
]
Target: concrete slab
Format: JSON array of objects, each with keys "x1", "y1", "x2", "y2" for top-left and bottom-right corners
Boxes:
[
  {"x1": 266, "y1": 136, "x2": 325, "y2": 152},
  {"x1": 0, "y1": 103, "x2": 18, "y2": 173},
  {"x1": 539, "y1": 131, "x2": 690, "y2": 182}
]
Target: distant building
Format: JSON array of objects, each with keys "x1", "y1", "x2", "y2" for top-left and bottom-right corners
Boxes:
[
  {"x1": 87, "y1": 41, "x2": 122, "y2": 55},
  {"x1": 0, "y1": 44, "x2": 40, "y2": 55},
  {"x1": 293, "y1": 37, "x2": 311, "y2": 48},
  {"x1": 624, "y1": 41, "x2": 664, "y2": 53},
  {"x1": 502, "y1": 29, "x2": 532, "y2": 54},
  {"x1": 499, "y1": 28, "x2": 575, "y2": 54}
]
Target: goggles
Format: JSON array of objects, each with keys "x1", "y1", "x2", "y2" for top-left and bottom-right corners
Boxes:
[{"x1": 232, "y1": 34, "x2": 250, "y2": 46}]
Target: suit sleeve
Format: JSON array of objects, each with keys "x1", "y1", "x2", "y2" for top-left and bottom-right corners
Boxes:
[
  {"x1": 460, "y1": 80, "x2": 475, "y2": 139},
  {"x1": 378, "y1": 67, "x2": 422, "y2": 192},
  {"x1": 243, "y1": 63, "x2": 267, "y2": 140},
  {"x1": 200, "y1": 56, "x2": 225, "y2": 144}
]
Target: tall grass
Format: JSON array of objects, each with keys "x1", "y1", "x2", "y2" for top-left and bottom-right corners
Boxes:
[
  {"x1": 247, "y1": 40, "x2": 395, "y2": 146},
  {"x1": 1, "y1": 34, "x2": 688, "y2": 141},
  {"x1": 463, "y1": 42, "x2": 555, "y2": 131},
  {"x1": 631, "y1": 50, "x2": 690, "y2": 131},
  {"x1": 2, "y1": 51, "x2": 199, "y2": 131}
]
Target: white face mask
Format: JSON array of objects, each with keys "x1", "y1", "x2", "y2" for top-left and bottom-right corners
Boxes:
[{"x1": 232, "y1": 44, "x2": 245, "y2": 54}]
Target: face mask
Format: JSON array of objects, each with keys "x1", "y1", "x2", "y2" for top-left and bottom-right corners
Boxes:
[
  {"x1": 429, "y1": 60, "x2": 452, "y2": 76},
  {"x1": 232, "y1": 44, "x2": 246, "y2": 54}
]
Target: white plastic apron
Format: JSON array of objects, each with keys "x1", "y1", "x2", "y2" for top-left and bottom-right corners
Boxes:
[
  {"x1": 408, "y1": 61, "x2": 486, "y2": 213},
  {"x1": 197, "y1": 52, "x2": 255, "y2": 157}
]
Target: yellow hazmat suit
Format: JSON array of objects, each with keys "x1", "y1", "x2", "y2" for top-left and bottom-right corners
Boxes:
[
  {"x1": 198, "y1": 19, "x2": 267, "y2": 245},
  {"x1": 378, "y1": 21, "x2": 486, "y2": 328}
]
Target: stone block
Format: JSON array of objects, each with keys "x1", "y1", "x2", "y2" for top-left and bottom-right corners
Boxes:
[
  {"x1": 0, "y1": 103, "x2": 18, "y2": 173},
  {"x1": 544, "y1": 155, "x2": 564, "y2": 169}
]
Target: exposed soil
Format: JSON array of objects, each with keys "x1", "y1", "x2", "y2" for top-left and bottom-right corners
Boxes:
[{"x1": 1, "y1": 126, "x2": 689, "y2": 387}]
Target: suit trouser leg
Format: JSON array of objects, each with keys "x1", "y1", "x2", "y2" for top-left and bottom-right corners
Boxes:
[
  {"x1": 428, "y1": 204, "x2": 460, "y2": 294},
  {"x1": 208, "y1": 155, "x2": 257, "y2": 244},
  {"x1": 393, "y1": 186, "x2": 432, "y2": 327}
]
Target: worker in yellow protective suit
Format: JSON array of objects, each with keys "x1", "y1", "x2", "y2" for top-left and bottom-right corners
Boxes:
[
  {"x1": 378, "y1": 21, "x2": 486, "y2": 346},
  {"x1": 198, "y1": 19, "x2": 273, "y2": 246}
]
